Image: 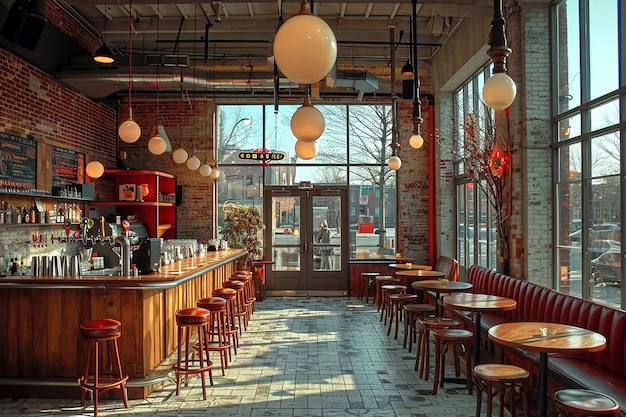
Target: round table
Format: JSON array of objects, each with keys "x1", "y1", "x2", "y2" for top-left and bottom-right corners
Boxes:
[
  {"x1": 488, "y1": 322, "x2": 606, "y2": 417},
  {"x1": 411, "y1": 279, "x2": 473, "y2": 315},
  {"x1": 389, "y1": 263, "x2": 433, "y2": 271},
  {"x1": 443, "y1": 293, "x2": 517, "y2": 365}
]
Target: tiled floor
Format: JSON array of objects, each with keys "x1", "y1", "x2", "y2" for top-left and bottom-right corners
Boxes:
[{"x1": 0, "y1": 297, "x2": 490, "y2": 417}]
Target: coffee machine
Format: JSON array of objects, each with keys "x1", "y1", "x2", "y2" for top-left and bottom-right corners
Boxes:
[{"x1": 108, "y1": 222, "x2": 161, "y2": 274}]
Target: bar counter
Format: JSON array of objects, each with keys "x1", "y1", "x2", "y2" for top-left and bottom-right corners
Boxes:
[{"x1": 0, "y1": 249, "x2": 247, "y2": 400}]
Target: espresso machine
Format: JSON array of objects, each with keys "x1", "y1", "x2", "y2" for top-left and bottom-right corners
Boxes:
[{"x1": 108, "y1": 222, "x2": 161, "y2": 274}]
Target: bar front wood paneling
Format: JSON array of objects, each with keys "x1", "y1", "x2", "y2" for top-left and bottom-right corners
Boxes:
[{"x1": 0, "y1": 249, "x2": 246, "y2": 400}]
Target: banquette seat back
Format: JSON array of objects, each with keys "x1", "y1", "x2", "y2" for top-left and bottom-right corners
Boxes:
[
  {"x1": 467, "y1": 265, "x2": 626, "y2": 382},
  {"x1": 434, "y1": 256, "x2": 459, "y2": 282}
]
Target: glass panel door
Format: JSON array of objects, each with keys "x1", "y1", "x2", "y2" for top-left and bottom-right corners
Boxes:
[{"x1": 264, "y1": 186, "x2": 348, "y2": 296}]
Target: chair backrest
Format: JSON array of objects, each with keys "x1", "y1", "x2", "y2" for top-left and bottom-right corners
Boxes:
[{"x1": 434, "y1": 256, "x2": 459, "y2": 281}]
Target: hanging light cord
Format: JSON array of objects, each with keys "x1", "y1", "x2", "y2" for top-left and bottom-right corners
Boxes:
[{"x1": 127, "y1": 0, "x2": 133, "y2": 114}]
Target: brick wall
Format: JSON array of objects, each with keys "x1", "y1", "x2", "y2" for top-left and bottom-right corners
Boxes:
[
  {"x1": 0, "y1": 49, "x2": 117, "y2": 265},
  {"x1": 117, "y1": 97, "x2": 217, "y2": 241},
  {"x1": 510, "y1": 2, "x2": 552, "y2": 284}
]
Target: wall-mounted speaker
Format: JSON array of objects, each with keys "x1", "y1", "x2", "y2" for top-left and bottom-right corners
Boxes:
[{"x1": 1, "y1": 0, "x2": 47, "y2": 51}]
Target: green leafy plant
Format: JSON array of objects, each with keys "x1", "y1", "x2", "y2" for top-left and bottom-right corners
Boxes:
[{"x1": 220, "y1": 201, "x2": 264, "y2": 269}]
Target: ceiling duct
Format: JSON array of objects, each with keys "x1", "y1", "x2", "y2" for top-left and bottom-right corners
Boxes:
[
  {"x1": 56, "y1": 67, "x2": 300, "y2": 98},
  {"x1": 325, "y1": 67, "x2": 378, "y2": 93}
]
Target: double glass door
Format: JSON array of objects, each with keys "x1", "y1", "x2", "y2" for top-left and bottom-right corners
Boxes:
[{"x1": 263, "y1": 186, "x2": 348, "y2": 296}]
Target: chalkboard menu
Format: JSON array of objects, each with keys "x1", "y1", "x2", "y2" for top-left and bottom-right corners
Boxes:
[
  {"x1": 0, "y1": 132, "x2": 37, "y2": 191},
  {"x1": 52, "y1": 146, "x2": 81, "y2": 186}
]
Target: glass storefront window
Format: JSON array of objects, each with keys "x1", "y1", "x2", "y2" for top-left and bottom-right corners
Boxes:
[
  {"x1": 216, "y1": 103, "x2": 397, "y2": 258},
  {"x1": 553, "y1": 0, "x2": 623, "y2": 308}
]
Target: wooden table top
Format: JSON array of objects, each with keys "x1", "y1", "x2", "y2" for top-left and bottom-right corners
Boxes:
[
  {"x1": 397, "y1": 269, "x2": 445, "y2": 278},
  {"x1": 388, "y1": 263, "x2": 433, "y2": 270},
  {"x1": 488, "y1": 322, "x2": 606, "y2": 354},
  {"x1": 411, "y1": 279, "x2": 473, "y2": 292},
  {"x1": 443, "y1": 293, "x2": 517, "y2": 313}
]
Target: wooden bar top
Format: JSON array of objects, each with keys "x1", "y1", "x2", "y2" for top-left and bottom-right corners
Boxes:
[{"x1": 0, "y1": 249, "x2": 247, "y2": 289}]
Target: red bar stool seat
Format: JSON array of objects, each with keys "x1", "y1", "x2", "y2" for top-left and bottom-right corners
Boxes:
[
  {"x1": 212, "y1": 287, "x2": 239, "y2": 354},
  {"x1": 230, "y1": 273, "x2": 255, "y2": 317},
  {"x1": 196, "y1": 297, "x2": 230, "y2": 375},
  {"x1": 374, "y1": 276, "x2": 400, "y2": 311},
  {"x1": 78, "y1": 318, "x2": 129, "y2": 417},
  {"x1": 174, "y1": 307, "x2": 214, "y2": 400},
  {"x1": 222, "y1": 280, "x2": 248, "y2": 333},
  {"x1": 554, "y1": 389, "x2": 620, "y2": 417}
]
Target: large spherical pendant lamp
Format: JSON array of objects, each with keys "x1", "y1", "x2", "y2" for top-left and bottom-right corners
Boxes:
[
  {"x1": 118, "y1": 117, "x2": 141, "y2": 143},
  {"x1": 173, "y1": 147, "x2": 189, "y2": 164},
  {"x1": 209, "y1": 167, "x2": 221, "y2": 179},
  {"x1": 86, "y1": 160, "x2": 105, "y2": 179},
  {"x1": 291, "y1": 97, "x2": 325, "y2": 142},
  {"x1": 273, "y1": 1, "x2": 337, "y2": 84},
  {"x1": 148, "y1": 133, "x2": 167, "y2": 155},
  {"x1": 409, "y1": 133, "x2": 424, "y2": 149},
  {"x1": 294, "y1": 140, "x2": 318, "y2": 160},
  {"x1": 187, "y1": 154, "x2": 201, "y2": 171},
  {"x1": 199, "y1": 164, "x2": 212, "y2": 177},
  {"x1": 482, "y1": 72, "x2": 517, "y2": 110},
  {"x1": 387, "y1": 156, "x2": 402, "y2": 171}
]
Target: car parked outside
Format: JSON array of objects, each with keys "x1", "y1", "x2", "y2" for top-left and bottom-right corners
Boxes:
[{"x1": 591, "y1": 247, "x2": 622, "y2": 286}]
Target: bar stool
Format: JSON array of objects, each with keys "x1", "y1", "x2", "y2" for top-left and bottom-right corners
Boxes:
[
  {"x1": 415, "y1": 316, "x2": 460, "y2": 380},
  {"x1": 402, "y1": 303, "x2": 435, "y2": 351},
  {"x1": 230, "y1": 273, "x2": 255, "y2": 318},
  {"x1": 78, "y1": 318, "x2": 129, "y2": 417},
  {"x1": 222, "y1": 280, "x2": 248, "y2": 333},
  {"x1": 212, "y1": 287, "x2": 239, "y2": 354},
  {"x1": 554, "y1": 389, "x2": 620, "y2": 417},
  {"x1": 196, "y1": 297, "x2": 230, "y2": 375},
  {"x1": 359, "y1": 272, "x2": 379, "y2": 303},
  {"x1": 380, "y1": 284, "x2": 406, "y2": 324},
  {"x1": 432, "y1": 328, "x2": 473, "y2": 395},
  {"x1": 174, "y1": 307, "x2": 214, "y2": 400},
  {"x1": 387, "y1": 293, "x2": 418, "y2": 339},
  {"x1": 473, "y1": 364, "x2": 529, "y2": 417},
  {"x1": 374, "y1": 276, "x2": 399, "y2": 311}
]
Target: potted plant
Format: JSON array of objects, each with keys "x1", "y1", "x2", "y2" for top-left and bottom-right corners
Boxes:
[{"x1": 220, "y1": 201, "x2": 264, "y2": 271}]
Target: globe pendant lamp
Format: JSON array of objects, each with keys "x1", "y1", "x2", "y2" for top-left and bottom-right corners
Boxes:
[
  {"x1": 187, "y1": 154, "x2": 201, "y2": 171},
  {"x1": 118, "y1": 1, "x2": 141, "y2": 143},
  {"x1": 86, "y1": 160, "x2": 105, "y2": 179},
  {"x1": 409, "y1": 133, "x2": 424, "y2": 149},
  {"x1": 273, "y1": 1, "x2": 337, "y2": 84},
  {"x1": 209, "y1": 167, "x2": 221, "y2": 179},
  {"x1": 199, "y1": 163, "x2": 212, "y2": 177},
  {"x1": 294, "y1": 140, "x2": 318, "y2": 160},
  {"x1": 173, "y1": 80, "x2": 189, "y2": 164},
  {"x1": 481, "y1": 0, "x2": 517, "y2": 110},
  {"x1": 291, "y1": 96, "x2": 325, "y2": 142},
  {"x1": 173, "y1": 147, "x2": 188, "y2": 164},
  {"x1": 148, "y1": 133, "x2": 167, "y2": 155},
  {"x1": 118, "y1": 113, "x2": 141, "y2": 143},
  {"x1": 387, "y1": 155, "x2": 401, "y2": 170}
]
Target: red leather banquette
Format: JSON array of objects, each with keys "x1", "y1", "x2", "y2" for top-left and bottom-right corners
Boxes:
[{"x1": 466, "y1": 265, "x2": 626, "y2": 415}]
